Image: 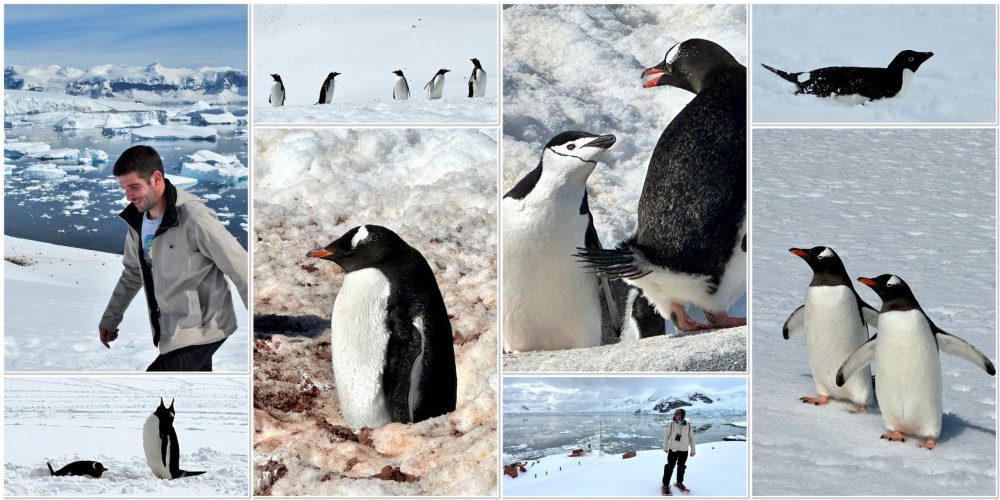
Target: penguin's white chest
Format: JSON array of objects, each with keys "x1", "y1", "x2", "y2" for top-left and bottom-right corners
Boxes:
[
  {"x1": 142, "y1": 414, "x2": 172, "y2": 479},
  {"x1": 803, "y1": 285, "x2": 872, "y2": 404},
  {"x1": 331, "y1": 268, "x2": 393, "y2": 428},
  {"x1": 472, "y1": 69, "x2": 487, "y2": 97},
  {"x1": 874, "y1": 310, "x2": 942, "y2": 438},
  {"x1": 269, "y1": 82, "x2": 283, "y2": 107},
  {"x1": 428, "y1": 75, "x2": 446, "y2": 99},
  {"x1": 323, "y1": 80, "x2": 335, "y2": 103},
  {"x1": 394, "y1": 77, "x2": 409, "y2": 100},
  {"x1": 898, "y1": 69, "x2": 915, "y2": 95},
  {"x1": 502, "y1": 195, "x2": 601, "y2": 351}
]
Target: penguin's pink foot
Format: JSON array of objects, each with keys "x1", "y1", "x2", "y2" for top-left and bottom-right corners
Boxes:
[
  {"x1": 880, "y1": 432, "x2": 906, "y2": 442},
  {"x1": 800, "y1": 395, "x2": 830, "y2": 405},
  {"x1": 669, "y1": 303, "x2": 711, "y2": 332},
  {"x1": 848, "y1": 405, "x2": 868, "y2": 414},
  {"x1": 705, "y1": 311, "x2": 746, "y2": 328},
  {"x1": 919, "y1": 438, "x2": 936, "y2": 450}
]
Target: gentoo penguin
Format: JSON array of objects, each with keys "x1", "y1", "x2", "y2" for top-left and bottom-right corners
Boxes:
[
  {"x1": 468, "y1": 58, "x2": 487, "y2": 97},
  {"x1": 424, "y1": 68, "x2": 450, "y2": 99},
  {"x1": 268, "y1": 74, "x2": 285, "y2": 107},
  {"x1": 837, "y1": 275, "x2": 996, "y2": 449},
  {"x1": 761, "y1": 50, "x2": 934, "y2": 104},
  {"x1": 784, "y1": 246, "x2": 878, "y2": 412},
  {"x1": 307, "y1": 225, "x2": 457, "y2": 427},
  {"x1": 619, "y1": 287, "x2": 667, "y2": 342},
  {"x1": 47, "y1": 460, "x2": 107, "y2": 478},
  {"x1": 316, "y1": 72, "x2": 341, "y2": 104},
  {"x1": 392, "y1": 70, "x2": 410, "y2": 100},
  {"x1": 503, "y1": 131, "x2": 620, "y2": 352},
  {"x1": 142, "y1": 398, "x2": 206, "y2": 479},
  {"x1": 577, "y1": 38, "x2": 746, "y2": 332}
]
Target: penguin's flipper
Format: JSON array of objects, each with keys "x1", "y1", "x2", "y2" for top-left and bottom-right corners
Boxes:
[
  {"x1": 423, "y1": 79, "x2": 433, "y2": 91},
  {"x1": 382, "y1": 297, "x2": 423, "y2": 423},
  {"x1": 178, "y1": 470, "x2": 206, "y2": 477},
  {"x1": 861, "y1": 304, "x2": 879, "y2": 330},
  {"x1": 761, "y1": 63, "x2": 800, "y2": 85},
  {"x1": 268, "y1": 94, "x2": 271, "y2": 104},
  {"x1": 468, "y1": 78, "x2": 474, "y2": 98},
  {"x1": 836, "y1": 334, "x2": 878, "y2": 386},
  {"x1": 160, "y1": 431, "x2": 169, "y2": 469},
  {"x1": 582, "y1": 199, "x2": 622, "y2": 334},
  {"x1": 575, "y1": 241, "x2": 652, "y2": 281},
  {"x1": 782, "y1": 305, "x2": 804, "y2": 339},
  {"x1": 934, "y1": 328, "x2": 996, "y2": 376},
  {"x1": 47, "y1": 462, "x2": 55, "y2": 476}
]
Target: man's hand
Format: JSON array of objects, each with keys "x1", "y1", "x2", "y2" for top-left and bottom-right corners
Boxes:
[
  {"x1": 99, "y1": 327, "x2": 119, "y2": 348},
  {"x1": 689, "y1": 450, "x2": 695, "y2": 458}
]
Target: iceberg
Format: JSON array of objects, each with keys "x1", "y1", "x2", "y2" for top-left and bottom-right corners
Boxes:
[
  {"x1": 178, "y1": 150, "x2": 247, "y2": 183},
  {"x1": 5, "y1": 141, "x2": 51, "y2": 158},
  {"x1": 21, "y1": 163, "x2": 67, "y2": 180},
  {"x1": 130, "y1": 125, "x2": 218, "y2": 141},
  {"x1": 27, "y1": 147, "x2": 80, "y2": 160}
]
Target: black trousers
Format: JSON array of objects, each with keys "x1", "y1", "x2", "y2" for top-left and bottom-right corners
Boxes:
[
  {"x1": 662, "y1": 450, "x2": 688, "y2": 485},
  {"x1": 146, "y1": 339, "x2": 225, "y2": 372}
]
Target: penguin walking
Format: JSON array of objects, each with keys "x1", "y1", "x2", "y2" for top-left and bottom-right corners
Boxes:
[
  {"x1": 142, "y1": 398, "x2": 206, "y2": 479},
  {"x1": 424, "y1": 68, "x2": 450, "y2": 99},
  {"x1": 784, "y1": 246, "x2": 878, "y2": 412},
  {"x1": 837, "y1": 275, "x2": 996, "y2": 449},
  {"x1": 307, "y1": 225, "x2": 457, "y2": 427},
  {"x1": 761, "y1": 50, "x2": 933, "y2": 104},
  {"x1": 468, "y1": 58, "x2": 487, "y2": 97},
  {"x1": 268, "y1": 74, "x2": 285, "y2": 107},
  {"x1": 503, "y1": 131, "x2": 620, "y2": 352},
  {"x1": 392, "y1": 70, "x2": 410, "y2": 100},
  {"x1": 47, "y1": 460, "x2": 107, "y2": 478},
  {"x1": 577, "y1": 39, "x2": 746, "y2": 332},
  {"x1": 316, "y1": 72, "x2": 341, "y2": 104}
]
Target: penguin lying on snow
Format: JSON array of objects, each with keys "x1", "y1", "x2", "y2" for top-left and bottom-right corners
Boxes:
[
  {"x1": 468, "y1": 58, "x2": 487, "y2": 97},
  {"x1": 47, "y1": 460, "x2": 107, "y2": 478},
  {"x1": 142, "y1": 398, "x2": 206, "y2": 479},
  {"x1": 308, "y1": 225, "x2": 457, "y2": 428},
  {"x1": 268, "y1": 74, "x2": 285, "y2": 107},
  {"x1": 784, "y1": 246, "x2": 877, "y2": 412},
  {"x1": 578, "y1": 38, "x2": 746, "y2": 333},
  {"x1": 424, "y1": 68, "x2": 450, "y2": 99},
  {"x1": 837, "y1": 274, "x2": 996, "y2": 449},
  {"x1": 316, "y1": 72, "x2": 341, "y2": 104},
  {"x1": 761, "y1": 50, "x2": 934, "y2": 104}
]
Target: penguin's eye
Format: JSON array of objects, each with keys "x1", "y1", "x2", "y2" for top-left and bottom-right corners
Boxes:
[
  {"x1": 908, "y1": 57, "x2": 914, "y2": 62},
  {"x1": 567, "y1": 144, "x2": 576, "y2": 151}
]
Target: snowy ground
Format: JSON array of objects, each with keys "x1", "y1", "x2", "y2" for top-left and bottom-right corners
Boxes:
[
  {"x1": 751, "y1": 129, "x2": 997, "y2": 496},
  {"x1": 4, "y1": 237, "x2": 249, "y2": 372},
  {"x1": 253, "y1": 4, "x2": 498, "y2": 124},
  {"x1": 252, "y1": 128, "x2": 497, "y2": 495},
  {"x1": 502, "y1": 442, "x2": 746, "y2": 497},
  {"x1": 4, "y1": 377, "x2": 249, "y2": 496},
  {"x1": 752, "y1": 5, "x2": 997, "y2": 123}
]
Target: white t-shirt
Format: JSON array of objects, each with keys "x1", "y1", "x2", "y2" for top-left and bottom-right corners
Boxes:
[{"x1": 140, "y1": 211, "x2": 164, "y2": 262}]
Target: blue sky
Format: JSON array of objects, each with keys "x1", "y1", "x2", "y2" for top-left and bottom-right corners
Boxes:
[{"x1": 5, "y1": 4, "x2": 247, "y2": 69}]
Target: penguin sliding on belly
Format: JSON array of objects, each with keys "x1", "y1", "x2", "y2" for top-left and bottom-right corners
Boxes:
[
  {"x1": 784, "y1": 246, "x2": 878, "y2": 412},
  {"x1": 47, "y1": 460, "x2": 108, "y2": 478},
  {"x1": 577, "y1": 38, "x2": 746, "y2": 332},
  {"x1": 761, "y1": 50, "x2": 933, "y2": 104},
  {"x1": 316, "y1": 72, "x2": 341, "y2": 104},
  {"x1": 307, "y1": 225, "x2": 457, "y2": 428},
  {"x1": 837, "y1": 274, "x2": 996, "y2": 449},
  {"x1": 142, "y1": 398, "x2": 206, "y2": 479}
]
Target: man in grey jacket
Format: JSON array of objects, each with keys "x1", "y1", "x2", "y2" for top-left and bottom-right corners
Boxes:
[
  {"x1": 98, "y1": 145, "x2": 248, "y2": 371},
  {"x1": 661, "y1": 408, "x2": 696, "y2": 496}
]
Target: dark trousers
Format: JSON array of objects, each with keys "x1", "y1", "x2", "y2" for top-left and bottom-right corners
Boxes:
[
  {"x1": 662, "y1": 450, "x2": 688, "y2": 485},
  {"x1": 146, "y1": 339, "x2": 225, "y2": 372}
]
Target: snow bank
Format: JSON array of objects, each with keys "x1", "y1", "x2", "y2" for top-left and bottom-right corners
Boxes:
[{"x1": 130, "y1": 125, "x2": 218, "y2": 141}]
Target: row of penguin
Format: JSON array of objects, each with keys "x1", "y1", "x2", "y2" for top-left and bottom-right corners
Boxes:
[{"x1": 268, "y1": 57, "x2": 487, "y2": 105}]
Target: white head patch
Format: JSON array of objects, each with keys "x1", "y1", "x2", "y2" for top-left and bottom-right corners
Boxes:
[
  {"x1": 664, "y1": 43, "x2": 680, "y2": 64},
  {"x1": 818, "y1": 248, "x2": 834, "y2": 259},
  {"x1": 351, "y1": 225, "x2": 370, "y2": 249},
  {"x1": 887, "y1": 276, "x2": 902, "y2": 286}
]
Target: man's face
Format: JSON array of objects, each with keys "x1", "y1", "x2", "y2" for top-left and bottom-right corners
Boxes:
[
  {"x1": 117, "y1": 171, "x2": 162, "y2": 213},
  {"x1": 673, "y1": 412, "x2": 682, "y2": 421}
]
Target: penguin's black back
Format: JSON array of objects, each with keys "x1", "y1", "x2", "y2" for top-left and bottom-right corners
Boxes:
[
  {"x1": 635, "y1": 65, "x2": 746, "y2": 282},
  {"x1": 796, "y1": 66, "x2": 903, "y2": 100}
]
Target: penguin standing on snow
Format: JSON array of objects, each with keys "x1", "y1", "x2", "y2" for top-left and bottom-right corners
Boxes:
[
  {"x1": 578, "y1": 38, "x2": 746, "y2": 332},
  {"x1": 784, "y1": 246, "x2": 878, "y2": 412},
  {"x1": 316, "y1": 72, "x2": 341, "y2": 104},
  {"x1": 503, "y1": 131, "x2": 620, "y2": 352},
  {"x1": 268, "y1": 74, "x2": 285, "y2": 107},
  {"x1": 761, "y1": 50, "x2": 933, "y2": 104},
  {"x1": 468, "y1": 58, "x2": 487, "y2": 97},
  {"x1": 307, "y1": 225, "x2": 457, "y2": 428},
  {"x1": 47, "y1": 460, "x2": 108, "y2": 478},
  {"x1": 424, "y1": 68, "x2": 450, "y2": 99},
  {"x1": 392, "y1": 70, "x2": 410, "y2": 101},
  {"x1": 837, "y1": 274, "x2": 996, "y2": 449},
  {"x1": 142, "y1": 398, "x2": 206, "y2": 479}
]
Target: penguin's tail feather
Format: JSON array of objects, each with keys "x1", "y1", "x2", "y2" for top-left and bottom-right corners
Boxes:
[
  {"x1": 178, "y1": 470, "x2": 206, "y2": 477},
  {"x1": 575, "y1": 242, "x2": 652, "y2": 281},
  {"x1": 47, "y1": 462, "x2": 55, "y2": 476},
  {"x1": 760, "y1": 63, "x2": 799, "y2": 84}
]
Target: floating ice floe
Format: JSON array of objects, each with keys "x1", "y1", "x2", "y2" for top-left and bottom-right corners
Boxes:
[
  {"x1": 191, "y1": 111, "x2": 242, "y2": 126},
  {"x1": 130, "y1": 125, "x2": 218, "y2": 141},
  {"x1": 78, "y1": 148, "x2": 109, "y2": 163},
  {"x1": 165, "y1": 173, "x2": 199, "y2": 188},
  {"x1": 179, "y1": 150, "x2": 248, "y2": 183},
  {"x1": 27, "y1": 147, "x2": 80, "y2": 160},
  {"x1": 21, "y1": 163, "x2": 67, "y2": 180},
  {"x1": 4, "y1": 141, "x2": 51, "y2": 158},
  {"x1": 103, "y1": 112, "x2": 160, "y2": 132},
  {"x1": 53, "y1": 116, "x2": 86, "y2": 130}
]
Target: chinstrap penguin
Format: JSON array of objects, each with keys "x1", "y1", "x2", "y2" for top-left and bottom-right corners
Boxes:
[
  {"x1": 268, "y1": 74, "x2": 285, "y2": 107},
  {"x1": 577, "y1": 38, "x2": 747, "y2": 332},
  {"x1": 504, "y1": 131, "x2": 620, "y2": 352},
  {"x1": 316, "y1": 72, "x2": 341, "y2": 104},
  {"x1": 47, "y1": 460, "x2": 107, "y2": 478},
  {"x1": 392, "y1": 70, "x2": 410, "y2": 100},
  {"x1": 142, "y1": 398, "x2": 206, "y2": 479},
  {"x1": 784, "y1": 246, "x2": 877, "y2": 412},
  {"x1": 424, "y1": 68, "x2": 450, "y2": 99},
  {"x1": 468, "y1": 58, "x2": 487, "y2": 97},
  {"x1": 308, "y1": 225, "x2": 457, "y2": 427},
  {"x1": 837, "y1": 274, "x2": 996, "y2": 449},
  {"x1": 761, "y1": 50, "x2": 934, "y2": 104}
]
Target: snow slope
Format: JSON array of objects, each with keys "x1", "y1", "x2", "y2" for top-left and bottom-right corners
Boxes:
[
  {"x1": 253, "y1": 128, "x2": 497, "y2": 496},
  {"x1": 503, "y1": 442, "x2": 746, "y2": 497},
  {"x1": 752, "y1": 4, "x2": 997, "y2": 123},
  {"x1": 253, "y1": 4, "x2": 498, "y2": 124},
  {"x1": 5, "y1": 236, "x2": 249, "y2": 372},
  {"x1": 751, "y1": 129, "x2": 997, "y2": 496},
  {"x1": 4, "y1": 377, "x2": 249, "y2": 496}
]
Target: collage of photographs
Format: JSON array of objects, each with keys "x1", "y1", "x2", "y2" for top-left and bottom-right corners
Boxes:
[{"x1": 0, "y1": 2, "x2": 995, "y2": 499}]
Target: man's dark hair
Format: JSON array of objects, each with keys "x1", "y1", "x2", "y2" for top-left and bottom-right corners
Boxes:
[{"x1": 113, "y1": 145, "x2": 164, "y2": 180}]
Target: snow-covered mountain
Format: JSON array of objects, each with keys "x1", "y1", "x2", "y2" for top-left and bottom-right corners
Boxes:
[
  {"x1": 5, "y1": 63, "x2": 247, "y2": 101},
  {"x1": 504, "y1": 388, "x2": 746, "y2": 415}
]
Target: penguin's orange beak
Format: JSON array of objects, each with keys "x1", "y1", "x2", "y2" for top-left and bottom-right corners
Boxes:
[
  {"x1": 789, "y1": 248, "x2": 809, "y2": 259},
  {"x1": 641, "y1": 62, "x2": 669, "y2": 88},
  {"x1": 857, "y1": 277, "x2": 877, "y2": 287},
  {"x1": 307, "y1": 249, "x2": 333, "y2": 259}
]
